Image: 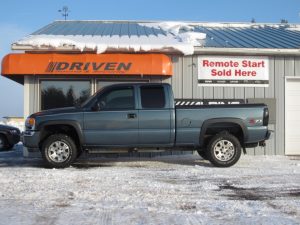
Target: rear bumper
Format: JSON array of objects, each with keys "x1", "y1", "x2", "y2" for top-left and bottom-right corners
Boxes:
[
  {"x1": 265, "y1": 130, "x2": 271, "y2": 140},
  {"x1": 258, "y1": 130, "x2": 272, "y2": 147},
  {"x1": 245, "y1": 130, "x2": 272, "y2": 148}
]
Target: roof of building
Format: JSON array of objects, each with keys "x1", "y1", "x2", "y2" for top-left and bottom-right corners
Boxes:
[{"x1": 12, "y1": 20, "x2": 300, "y2": 55}]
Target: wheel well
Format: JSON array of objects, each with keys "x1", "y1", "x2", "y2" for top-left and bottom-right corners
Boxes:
[
  {"x1": 39, "y1": 124, "x2": 81, "y2": 151},
  {"x1": 202, "y1": 122, "x2": 244, "y2": 147}
]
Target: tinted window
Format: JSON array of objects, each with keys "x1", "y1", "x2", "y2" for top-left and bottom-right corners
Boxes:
[
  {"x1": 140, "y1": 86, "x2": 165, "y2": 108},
  {"x1": 97, "y1": 87, "x2": 134, "y2": 110},
  {"x1": 41, "y1": 80, "x2": 91, "y2": 110}
]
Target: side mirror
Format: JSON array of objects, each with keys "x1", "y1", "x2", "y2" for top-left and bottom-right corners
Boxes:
[
  {"x1": 91, "y1": 102, "x2": 101, "y2": 111},
  {"x1": 91, "y1": 101, "x2": 106, "y2": 111}
]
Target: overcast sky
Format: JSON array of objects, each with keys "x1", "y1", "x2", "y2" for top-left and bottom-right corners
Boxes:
[{"x1": 0, "y1": 0, "x2": 300, "y2": 118}]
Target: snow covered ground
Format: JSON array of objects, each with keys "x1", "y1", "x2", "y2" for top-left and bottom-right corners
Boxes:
[{"x1": 0, "y1": 146, "x2": 299, "y2": 225}]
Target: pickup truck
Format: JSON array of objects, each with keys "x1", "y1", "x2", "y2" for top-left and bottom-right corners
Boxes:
[{"x1": 23, "y1": 83, "x2": 270, "y2": 168}]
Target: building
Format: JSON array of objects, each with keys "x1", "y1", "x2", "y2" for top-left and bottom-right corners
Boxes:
[{"x1": 2, "y1": 20, "x2": 300, "y2": 156}]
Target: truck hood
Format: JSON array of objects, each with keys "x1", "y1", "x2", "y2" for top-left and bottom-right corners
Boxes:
[{"x1": 30, "y1": 107, "x2": 83, "y2": 118}]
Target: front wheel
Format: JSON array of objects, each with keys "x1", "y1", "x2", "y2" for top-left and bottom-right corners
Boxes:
[
  {"x1": 0, "y1": 135, "x2": 13, "y2": 151},
  {"x1": 206, "y1": 132, "x2": 241, "y2": 167},
  {"x1": 41, "y1": 134, "x2": 77, "y2": 168},
  {"x1": 0, "y1": 135, "x2": 7, "y2": 150}
]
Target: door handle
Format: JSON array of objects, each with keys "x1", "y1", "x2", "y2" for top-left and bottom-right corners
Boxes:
[{"x1": 127, "y1": 113, "x2": 137, "y2": 119}]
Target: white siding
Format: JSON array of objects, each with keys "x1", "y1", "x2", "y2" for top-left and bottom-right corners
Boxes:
[{"x1": 285, "y1": 77, "x2": 300, "y2": 155}]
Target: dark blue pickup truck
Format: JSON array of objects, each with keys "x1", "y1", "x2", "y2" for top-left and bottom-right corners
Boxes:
[{"x1": 23, "y1": 83, "x2": 270, "y2": 168}]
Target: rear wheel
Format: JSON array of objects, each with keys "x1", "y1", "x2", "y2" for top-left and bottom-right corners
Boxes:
[
  {"x1": 206, "y1": 132, "x2": 241, "y2": 167},
  {"x1": 41, "y1": 134, "x2": 77, "y2": 168}
]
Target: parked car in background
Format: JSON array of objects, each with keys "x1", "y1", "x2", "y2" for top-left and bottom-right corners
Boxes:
[{"x1": 0, "y1": 125, "x2": 21, "y2": 150}]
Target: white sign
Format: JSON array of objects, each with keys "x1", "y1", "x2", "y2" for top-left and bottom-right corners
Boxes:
[{"x1": 198, "y1": 56, "x2": 269, "y2": 87}]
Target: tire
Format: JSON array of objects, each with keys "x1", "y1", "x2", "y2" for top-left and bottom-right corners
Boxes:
[
  {"x1": 0, "y1": 135, "x2": 13, "y2": 151},
  {"x1": 206, "y1": 132, "x2": 241, "y2": 167},
  {"x1": 197, "y1": 150, "x2": 208, "y2": 160},
  {"x1": 0, "y1": 135, "x2": 7, "y2": 151},
  {"x1": 41, "y1": 134, "x2": 77, "y2": 168},
  {"x1": 6, "y1": 144, "x2": 15, "y2": 150}
]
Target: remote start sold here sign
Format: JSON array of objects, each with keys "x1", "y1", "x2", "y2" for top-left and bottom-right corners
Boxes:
[{"x1": 198, "y1": 56, "x2": 269, "y2": 87}]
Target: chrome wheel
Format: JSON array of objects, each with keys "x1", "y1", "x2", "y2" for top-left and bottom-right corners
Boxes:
[
  {"x1": 47, "y1": 141, "x2": 70, "y2": 163},
  {"x1": 213, "y1": 140, "x2": 235, "y2": 162}
]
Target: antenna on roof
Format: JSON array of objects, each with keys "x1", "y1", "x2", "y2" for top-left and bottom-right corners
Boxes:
[
  {"x1": 58, "y1": 6, "x2": 70, "y2": 20},
  {"x1": 280, "y1": 19, "x2": 288, "y2": 24}
]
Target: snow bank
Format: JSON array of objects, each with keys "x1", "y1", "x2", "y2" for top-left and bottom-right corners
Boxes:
[{"x1": 15, "y1": 22, "x2": 207, "y2": 55}]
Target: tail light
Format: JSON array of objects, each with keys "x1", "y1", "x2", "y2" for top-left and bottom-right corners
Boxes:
[{"x1": 263, "y1": 107, "x2": 269, "y2": 126}]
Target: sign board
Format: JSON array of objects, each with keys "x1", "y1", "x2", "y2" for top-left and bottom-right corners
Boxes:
[
  {"x1": 198, "y1": 56, "x2": 269, "y2": 87},
  {"x1": 1, "y1": 53, "x2": 173, "y2": 76}
]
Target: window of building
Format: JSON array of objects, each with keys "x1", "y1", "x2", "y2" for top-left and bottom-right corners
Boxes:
[
  {"x1": 97, "y1": 87, "x2": 135, "y2": 110},
  {"x1": 140, "y1": 86, "x2": 165, "y2": 108},
  {"x1": 41, "y1": 80, "x2": 91, "y2": 110}
]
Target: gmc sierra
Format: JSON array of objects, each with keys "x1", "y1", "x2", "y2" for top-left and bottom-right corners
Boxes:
[{"x1": 23, "y1": 83, "x2": 270, "y2": 168}]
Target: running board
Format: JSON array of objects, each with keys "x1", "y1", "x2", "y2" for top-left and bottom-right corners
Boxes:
[
  {"x1": 85, "y1": 146, "x2": 196, "y2": 154},
  {"x1": 86, "y1": 148, "x2": 165, "y2": 154}
]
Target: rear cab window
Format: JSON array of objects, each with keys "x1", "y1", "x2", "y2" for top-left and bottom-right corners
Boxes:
[{"x1": 140, "y1": 86, "x2": 166, "y2": 109}]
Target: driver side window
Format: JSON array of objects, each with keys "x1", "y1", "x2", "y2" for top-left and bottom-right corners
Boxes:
[{"x1": 97, "y1": 87, "x2": 135, "y2": 110}]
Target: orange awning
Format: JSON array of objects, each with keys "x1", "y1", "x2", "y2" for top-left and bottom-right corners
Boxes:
[{"x1": 1, "y1": 53, "x2": 173, "y2": 77}]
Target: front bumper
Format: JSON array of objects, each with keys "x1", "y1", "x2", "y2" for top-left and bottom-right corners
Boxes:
[{"x1": 23, "y1": 130, "x2": 40, "y2": 149}]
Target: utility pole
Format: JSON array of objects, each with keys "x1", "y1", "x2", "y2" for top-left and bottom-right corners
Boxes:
[{"x1": 58, "y1": 6, "x2": 70, "y2": 20}]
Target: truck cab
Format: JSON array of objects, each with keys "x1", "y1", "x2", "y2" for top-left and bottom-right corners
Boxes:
[{"x1": 81, "y1": 83, "x2": 175, "y2": 147}]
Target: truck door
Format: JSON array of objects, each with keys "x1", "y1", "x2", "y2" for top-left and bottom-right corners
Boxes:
[
  {"x1": 83, "y1": 86, "x2": 138, "y2": 146},
  {"x1": 138, "y1": 85, "x2": 172, "y2": 146}
]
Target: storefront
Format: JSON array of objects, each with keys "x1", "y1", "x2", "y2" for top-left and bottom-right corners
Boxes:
[
  {"x1": 2, "y1": 53, "x2": 172, "y2": 113},
  {"x1": 2, "y1": 20, "x2": 300, "y2": 156}
]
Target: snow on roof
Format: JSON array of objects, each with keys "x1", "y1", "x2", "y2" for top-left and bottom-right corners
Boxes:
[
  {"x1": 15, "y1": 22, "x2": 206, "y2": 55},
  {"x1": 12, "y1": 21, "x2": 300, "y2": 55}
]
